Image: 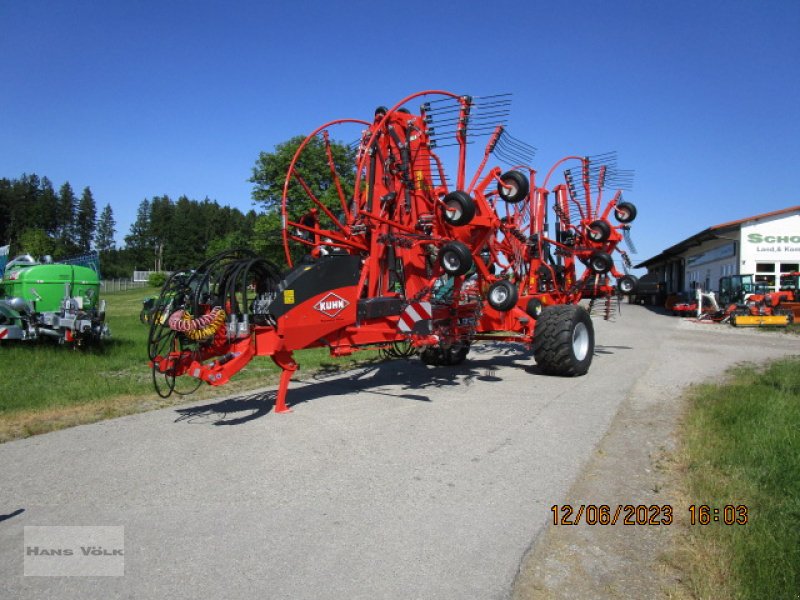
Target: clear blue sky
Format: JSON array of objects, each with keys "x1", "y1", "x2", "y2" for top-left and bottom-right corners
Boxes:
[{"x1": 1, "y1": 0, "x2": 798, "y2": 267}]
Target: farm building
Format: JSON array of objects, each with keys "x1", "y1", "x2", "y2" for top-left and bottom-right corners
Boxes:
[{"x1": 635, "y1": 205, "x2": 800, "y2": 296}]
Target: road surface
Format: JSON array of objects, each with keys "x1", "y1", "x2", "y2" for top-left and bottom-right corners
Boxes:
[{"x1": 1, "y1": 306, "x2": 797, "y2": 599}]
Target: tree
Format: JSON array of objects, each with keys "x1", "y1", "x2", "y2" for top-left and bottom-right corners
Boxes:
[
  {"x1": 38, "y1": 177, "x2": 59, "y2": 236},
  {"x1": 124, "y1": 198, "x2": 153, "y2": 268},
  {"x1": 18, "y1": 228, "x2": 55, "y2": 258},
  {"x1": 57, "y1": 182, "x2": 77, "y2": 252},
  {"x1": 95, "y1": 204, "x2": 116, "y2": 252},
  {"x1": 250, "y1": 135, "x2": 356, "y2": 266},
  {"x1": 250, "y1": 135, "x2": 356, "y2": 217},
  {"x1": 76, "y1": 186, "x2": 97, "y2": 251}
]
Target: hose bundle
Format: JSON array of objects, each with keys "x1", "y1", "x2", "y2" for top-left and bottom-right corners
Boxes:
[{"x1": 168, "y1": 307, "x2": 226, "y2": 340}]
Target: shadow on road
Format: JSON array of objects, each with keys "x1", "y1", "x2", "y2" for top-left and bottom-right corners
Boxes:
[
  {"x1": 172, "y1": 339, "x2": 635, "y2": 427},
  {"x1": 173, "y1": 347, "x2": 530, "y2": 426},
  {"x1": 0, "y1": 508, "x2": 25, "y2": 523},
  {"x1": 594, "y1": 345, "x2": 633, "y2": 355}
]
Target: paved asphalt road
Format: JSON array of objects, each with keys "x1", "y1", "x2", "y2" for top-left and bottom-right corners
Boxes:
[{"x1": 1, "y1": 306, "x2": 797, "y2": 599}]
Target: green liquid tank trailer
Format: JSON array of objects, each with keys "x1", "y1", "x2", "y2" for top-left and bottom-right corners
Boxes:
[{"x1": 0, "y1": 254, "x2": 109, "y2": 344}]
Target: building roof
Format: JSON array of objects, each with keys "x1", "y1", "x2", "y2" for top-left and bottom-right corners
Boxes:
[{"x1": 635, "y1": 205, "x2": 800, "y2": 269}]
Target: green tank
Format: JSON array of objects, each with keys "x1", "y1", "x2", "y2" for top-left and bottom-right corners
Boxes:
[{"x1": 0, "y1": 254, "x2": 109, "y2": 344}]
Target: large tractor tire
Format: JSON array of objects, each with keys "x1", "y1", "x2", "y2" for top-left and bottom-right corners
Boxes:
[{"x1": 532, "y1": 305, "x2": 594, "y2": 376}]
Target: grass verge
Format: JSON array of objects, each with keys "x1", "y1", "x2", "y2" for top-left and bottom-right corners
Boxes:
[
  {"x1": 0, "y1": 287, "x2": 379, "y2": 443},
  {"x1": 673, "y1": 357, "x2": 800, "y2": 598}
]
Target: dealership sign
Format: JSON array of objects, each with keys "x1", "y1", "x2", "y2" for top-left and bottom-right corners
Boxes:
[{"x1": 746, "y1": 231, "x2": 800, "y2": 255}]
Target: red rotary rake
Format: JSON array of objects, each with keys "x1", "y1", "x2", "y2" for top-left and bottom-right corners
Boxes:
[{"x1": 147, "y1": 90, "x2": 639, "y2": 410}]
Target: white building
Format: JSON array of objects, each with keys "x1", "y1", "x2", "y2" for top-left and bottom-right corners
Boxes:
[{"x1": 636, "y1": 205, "x2": 800, "y2": 294}]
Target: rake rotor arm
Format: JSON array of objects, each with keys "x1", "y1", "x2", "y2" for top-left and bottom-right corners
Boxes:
[
  {"x1": 281, "y1": 118, "x2": 370, "y2": 266},
  {"x1": 322, "y1": 130, "x2": 352, "y2": 221}
]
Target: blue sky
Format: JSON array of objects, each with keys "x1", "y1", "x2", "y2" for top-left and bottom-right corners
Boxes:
[{"x1": 1, "y1": 0, "x2": 798, "y2": 267}]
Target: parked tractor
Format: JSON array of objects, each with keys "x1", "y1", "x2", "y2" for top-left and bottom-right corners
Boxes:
[
  {"x1": 147, "y1": 90, "x2": 639, "y2": 408},
  {"x1": 0, "y1": 254, "x2": 109, "y2": 344}
]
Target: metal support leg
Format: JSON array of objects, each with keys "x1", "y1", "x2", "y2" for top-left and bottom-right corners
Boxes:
[{"x1": 271, "y1": 350, "x2": 298, "y2": 413}]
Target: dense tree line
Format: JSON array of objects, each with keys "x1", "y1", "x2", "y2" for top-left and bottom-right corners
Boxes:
[
  {"x1": 121, "y1": 195, "x2": 258, "y2": 273},
  {"x1": 0, "y1": 174, "x2": 104, "y2": 259},
  {"x1": 1, "y1": 135, "x2": 353, "y2": 278}
]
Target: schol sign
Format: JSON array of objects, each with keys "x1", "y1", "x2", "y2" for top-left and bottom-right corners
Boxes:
[
  {"x1": 746, "y1": 233, "x2": 800, "y2": 244},
  {"x1": 744, "y1": 231, "x2": 800, "y2": 257}
]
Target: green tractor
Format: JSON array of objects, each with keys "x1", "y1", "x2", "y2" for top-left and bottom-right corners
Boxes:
[{"x1": 0, "y1": 254, "x2": 109, "y2": 344}]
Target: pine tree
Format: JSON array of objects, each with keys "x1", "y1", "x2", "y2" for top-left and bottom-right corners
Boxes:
[
  {"x1": 38, "y1": 177, "x2": 59, "y2": 236},
  {"x1": 57, "y1": 182, "x2": 77, "y2": 249},
  {"x1": 76, "y1": 186, "x2": 97, "y2": 252},
  {"x1": 95, "y1": 204, "x2": 116, "y2": 252},
  {"x1": 124, "y1": 199, "x2": 153, "y2": 268}
]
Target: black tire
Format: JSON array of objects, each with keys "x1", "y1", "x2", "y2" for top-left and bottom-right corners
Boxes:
[
  {"x1": 588, "y1": 251, "x2": 613, "y2": 274},
  {"x1": 420, "y1": 347, "x2": 441, "y2": 365},
  {"x1": 497, "y1": 170, "x2": 530, "y2": 203},
  {"x1": 617, "y1": 275, "x2": 638, "y2": 295},
  {"x1": 586, "y1": 220, "x2": 612, "y2": 243},
  {"x1": 486, "y1": 280, "x2": 518, "y2": 311},
  {"x1": 526, "y1": 298, "x2": 543, "y2": 319},
  {"x1": 442, "y1": 342, "x2": 470, "y2": 365},
  {"x1": 614, "y1": 201, "x2": 637, "y2": 223},
  {"x1": 533, "y1": 305, "x2": 594, "y2": 376},
  {"x1": 439, "y1": 241, "x2": 473, "y2": 276},
  {"x1": 441, "y1": 191, "x2": 476, "y2": 226},
  {"x1": 420, "y1": 343, "x2": 470, "y2": 366}
]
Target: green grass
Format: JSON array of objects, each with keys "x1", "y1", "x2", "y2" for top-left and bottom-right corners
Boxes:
[
  {"x1": 0, "y1": 287, "x2": 378, "y2": 438},
  {"x1": 679, "y1": 358, "x2": 800, "y2": 599}
]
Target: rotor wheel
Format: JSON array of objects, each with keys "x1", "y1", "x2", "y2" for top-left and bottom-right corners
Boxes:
[
  {"x1": 439, "y1": 241, "x2": 474, "y2": 276},
  {"x1": 526, "y1": 298, "x2": 544, "y2": 319},
  {"x1": 497, "y1": 170, "x2": 530, "y2": 203},
  {"x1": 588, "y1": 251, "x2": 613, "y2": 274},
  {"x1": 617, "y1": 275, "x2": 638, "y2": 295},
  {"x1": 441, "y1": 191, "x2": 476, "y2": 226},
  {"x1": 614, "y1": 201, "x2": 637, "y2": 224},
  {"x1": 586, "y1": 220, "x2": 611, "y2": 243},
  {"x1": 486, "y1": 280, "x2": 518, "y2": 311}
]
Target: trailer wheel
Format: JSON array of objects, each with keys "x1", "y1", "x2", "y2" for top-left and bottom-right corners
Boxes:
[
  {"x1": 617, "y1": 275, "x2": 638, "y2": 295},
  {"x1": 439, "y1": 241, "x2": 473, "y2": 276},
  {"x1": 497, "y1": 170, "x2": 529, "y2": 203},
  {"x1": 586, "y1": 220, "x2": 611, "y2": 243},
  {"x1": 588, "y1": 251, "x2": 613, "y2": 274},
  {"x1": 487, "y1": 280, "x2": 518, "y2": 311},
  {"x1": 533, "y1": 305, "x2": 594, "y2": 376},
  {"x1": 441, "y1": 191, "x2": 476, "y2": 226},
  {"x1": 614, "y1": 201, "x2": 637, "y2": 223}
]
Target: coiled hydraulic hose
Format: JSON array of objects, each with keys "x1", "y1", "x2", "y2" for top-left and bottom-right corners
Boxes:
[{"x1": 168, "y1": 307, "x2": 226, "y2": 341}]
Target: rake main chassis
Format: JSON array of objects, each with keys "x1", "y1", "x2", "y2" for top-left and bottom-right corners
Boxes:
[{"x1": 148, "y1": 90, "x2": 639, "y2": 410}]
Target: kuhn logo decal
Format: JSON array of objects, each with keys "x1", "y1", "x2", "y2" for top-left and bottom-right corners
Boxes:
[{"x1": 313, "y1": 293, "x2": 349, "y2": 318}]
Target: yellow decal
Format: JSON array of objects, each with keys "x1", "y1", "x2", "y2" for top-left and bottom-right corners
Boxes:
[
  {"x1": 415, "y1": 170, "x2": 427, "y2": 190},
  {"x1": 283, "y1": 289, "x2": 295, "y2": 304}
]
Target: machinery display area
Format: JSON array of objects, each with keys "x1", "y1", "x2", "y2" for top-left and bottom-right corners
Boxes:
[
  {"x1": 670, "y1": 273, "x2": 798, "y2": 326},
  {"x1": 146, "y1": 91, "x2": 639, "y2": 409}
]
